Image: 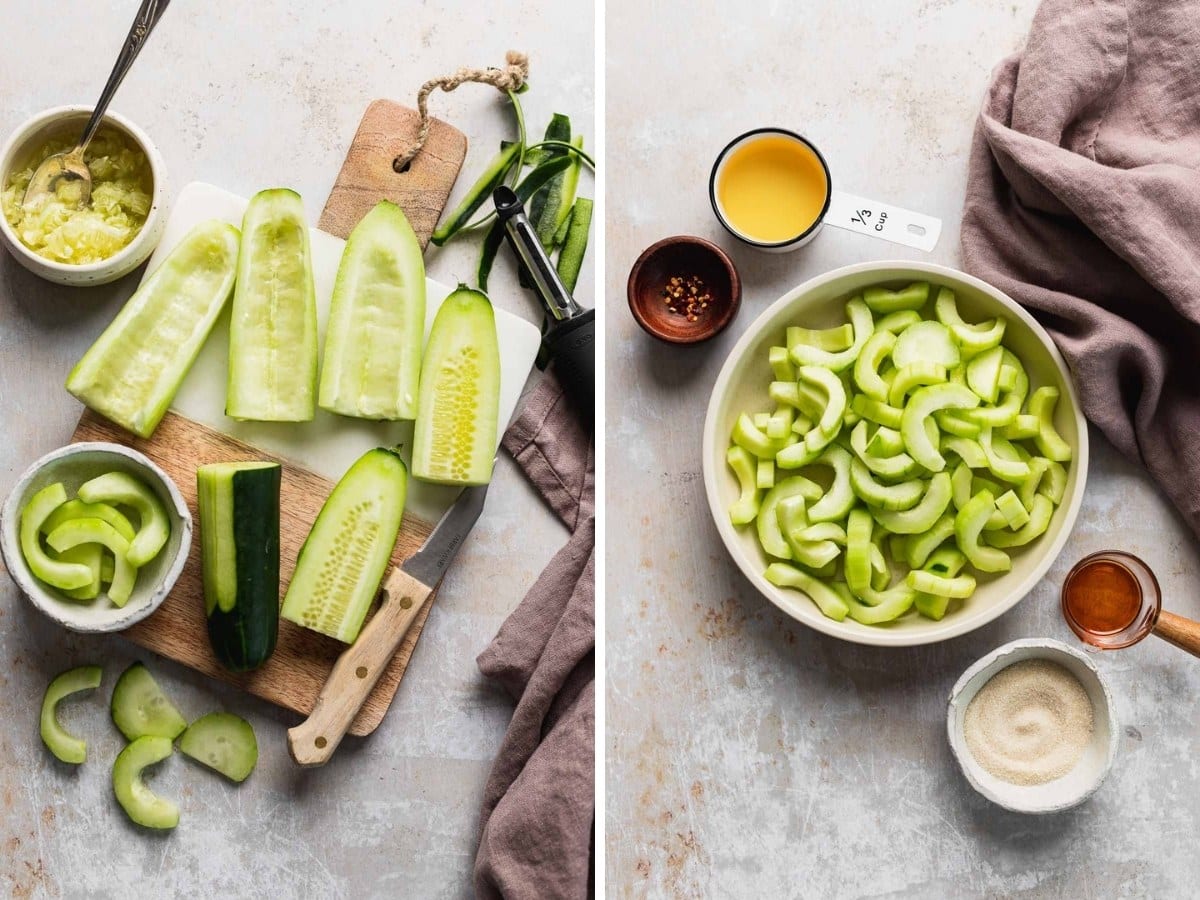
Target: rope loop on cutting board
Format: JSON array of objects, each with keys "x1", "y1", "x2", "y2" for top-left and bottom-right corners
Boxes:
[{"x1": 393, "y1": 50, "x2": 530, "y2": 172}]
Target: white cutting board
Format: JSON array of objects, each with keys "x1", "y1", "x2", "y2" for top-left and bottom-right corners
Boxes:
[{"x1": 148, "y1": 182, "x2": 541, "y2": 523}]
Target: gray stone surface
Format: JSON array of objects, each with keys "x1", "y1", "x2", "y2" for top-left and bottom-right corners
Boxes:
[
  {"x1": 0, "y1": 2, "x2": 592, "y2": 897},
  {"x1": 605, "y1": 1, "x2": 1200, "y2": 897}
]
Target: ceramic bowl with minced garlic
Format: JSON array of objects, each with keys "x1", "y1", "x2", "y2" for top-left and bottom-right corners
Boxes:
[{"x1": 0, "y1": 105, "x2": 167, "y2": 285}]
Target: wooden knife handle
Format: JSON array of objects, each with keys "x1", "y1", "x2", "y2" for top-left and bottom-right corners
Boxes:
[
  {"x1": 287, "y1": 568, "x2": 434, "y2": 766},
  {"x1": 1153, "y1": 610, "x2": 1200, "y2": 659}
]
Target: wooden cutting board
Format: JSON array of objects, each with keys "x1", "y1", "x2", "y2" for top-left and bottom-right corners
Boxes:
[
  {"x1": 66, "y1": 106, "x2": 502, "y2": 736},
  {"x1": 73, "y1": 410, "x2": 433, "y2": 736}
]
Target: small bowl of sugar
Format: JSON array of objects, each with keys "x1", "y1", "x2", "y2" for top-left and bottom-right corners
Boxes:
[{"x1": 947, "y1": 638, "x2": 1118, "y2": 814}]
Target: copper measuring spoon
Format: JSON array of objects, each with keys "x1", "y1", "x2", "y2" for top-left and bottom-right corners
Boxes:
[{"x1": 1062, "y1": 550, "x2": 1200, "y2": 657}]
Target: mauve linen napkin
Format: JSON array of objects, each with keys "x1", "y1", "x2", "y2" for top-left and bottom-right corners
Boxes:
[
  {"x1": 474, "y1": 371, "x2": 595, "y2": 900},
  {"x1": 961, "y1": 0, "x2": 1200, "y2": 537}
]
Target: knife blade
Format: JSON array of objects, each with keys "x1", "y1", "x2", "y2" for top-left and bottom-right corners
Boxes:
[{"x1": 287, "y1": 480, "x2": 491, "y2": 766}]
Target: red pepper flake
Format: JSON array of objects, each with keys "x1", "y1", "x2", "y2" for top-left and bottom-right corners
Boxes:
[{"x1": 661, "y1": 274, "x2": 713, "y2": 320}]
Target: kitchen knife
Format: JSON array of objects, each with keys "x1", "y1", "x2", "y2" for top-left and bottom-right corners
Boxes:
[
  {"x1": 493, "y1": 185, "x2": 595, "y2": 429},
  {"x1": 287, "y1": 481, "x2": 490, "y2": 766}
]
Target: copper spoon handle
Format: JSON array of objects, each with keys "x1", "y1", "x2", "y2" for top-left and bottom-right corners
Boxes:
[{"x1": 1153, "y1": 610, "x2": 1200, "y2": 658}]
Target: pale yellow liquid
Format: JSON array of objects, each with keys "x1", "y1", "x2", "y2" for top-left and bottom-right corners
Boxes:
[{"x1": 716, "y1": 135, "x2": 829, "y2": 243}]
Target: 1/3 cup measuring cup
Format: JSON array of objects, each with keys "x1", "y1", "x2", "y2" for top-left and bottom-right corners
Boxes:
[
  {"x1": 708, "y1": 127, "x2": 942, "y2": 254},
  {"x1": 1061, "y1": 550, "x2": 1200, "y2": 658}
]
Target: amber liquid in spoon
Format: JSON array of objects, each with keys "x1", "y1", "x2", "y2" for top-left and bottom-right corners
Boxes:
[{"x1": 1062, "y1": 558, "x2": 1142, "y2": 643}]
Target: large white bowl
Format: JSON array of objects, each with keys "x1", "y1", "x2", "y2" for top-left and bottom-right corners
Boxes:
[{"x1": 701, "y1": 261, "x2": 1089, "y2": 646}]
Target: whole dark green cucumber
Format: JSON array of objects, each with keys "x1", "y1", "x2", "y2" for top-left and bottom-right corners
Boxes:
[{"x1": 196, "y1": 462, "x2": 281, "y2": 672}]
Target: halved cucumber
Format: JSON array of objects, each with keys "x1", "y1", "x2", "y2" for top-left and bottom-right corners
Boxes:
[
  {"x1": 112, "y1": 736, "x2": 178, "y2": 830},
  {"x1": 412, "y1": 287, "x2": 502, "y2": 485},
  {"x1": 227, "y1": 189, "x2": 318, "y2": 422},
  {"x1": 178, "y1": 712, "x2": 258, "y2": 783},
  {"x1": 40, "y1": 665, "x2": 102, "y2": 764},
  {"x1": 66, "y1": 220, "x2": 241, "y2": 438},
  {"x1": 280, "y1": 448, "x2": 408, "y2": 643},
  {"x1": 319, "y1": 201, "x2": 426, "y2": 421},
  {"x1": 197, "y1": 462, "x2": 280, "y2": 672},
  {"x1": 77, "y1": 471, "x2": 169, "y2": 568},
  {"x1": 111, "y1": 663, "x2": 187, "y2": 741},
  {"x1": 19, "y1": 483, "x2": 93, "y2": 591}
]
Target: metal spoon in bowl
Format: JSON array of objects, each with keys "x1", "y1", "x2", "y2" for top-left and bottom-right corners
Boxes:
[{"x1": 23, "y1": 0, "x2": 171, "y2": 209}]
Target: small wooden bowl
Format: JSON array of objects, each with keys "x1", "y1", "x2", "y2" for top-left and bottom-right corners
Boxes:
[{"x1": 627, "y1": 236, "x2": 741, "y2": 344}]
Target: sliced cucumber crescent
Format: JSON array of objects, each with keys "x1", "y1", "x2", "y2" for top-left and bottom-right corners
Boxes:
[
  {"x1": 66, "y1": 220, "x2": 240, "y2": 438},
  {"x1": 320, "y1": 201, "x2": 426, "y2": 421},
  {"x1": 40, "y1": 665, "x2": 102, "y2": 764},
  {"x1": 197, "y1": 462, "x2": 281, "y2": 672},
  {"x1": 178, "y1": 712, "x2": 258, "y2": 783},
  {"x1": 45, "y1": 518, "x2": 136, "y2": 608},
  {"x1": 412, "y1": 286, "x2": 502, "y2": 486},
  {"x1": 280, "y1": 448, "x2": 408, "y2": 643},
  {"x1": 111, "y1": 663, "x2": 187, "y2": 741},
  {"x1": 19, "y1": 483, "x2": 94, "y2": 591},
  {"x1": 112, "y1": 736, "x2": 178, "y2": 830},
  {"x1": 76, "y1": 471, "x2": 169, "y2": 568},
  {"x1": 227, "y1": 188, "x2": 318, "y2": 422}
]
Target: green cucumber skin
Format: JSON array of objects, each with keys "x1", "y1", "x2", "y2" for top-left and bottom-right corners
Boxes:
[{"x1": 200, "y1": 464, "x2": 281, "y2": 672}]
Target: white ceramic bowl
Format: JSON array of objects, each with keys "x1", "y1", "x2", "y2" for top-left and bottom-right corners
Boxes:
[
  {"x1": 0, "y1": 443, "x2": 191, "y2": 632},
  {"x1": 0, "y1": 105, "x2": 168, "y2": 286},
  {"x1": 947, "y1": 638, "x2": 1118, "y2": 814},
  {"x1": 702, "y1": 261, "x2": 1089, "y2": 646}
]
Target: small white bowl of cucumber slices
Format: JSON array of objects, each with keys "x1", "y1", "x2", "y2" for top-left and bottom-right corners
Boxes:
[
  {"x1": 702, "y1": 261, "x2": 1088, "y2": 647},
  {"x1": 1, "y1": 442, "x2": 191, "y2": 633}
]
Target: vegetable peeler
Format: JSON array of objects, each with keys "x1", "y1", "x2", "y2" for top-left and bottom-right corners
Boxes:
[{"x1": 493, "y1": 186, "x2": 595, "y2": 429}]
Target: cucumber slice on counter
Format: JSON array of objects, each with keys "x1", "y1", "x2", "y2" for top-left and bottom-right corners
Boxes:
[
  {"x1": 281, "y1": 448, "x2": 408, "y2": 643},
  {"x1": 19, "y1": 483, "x2": 94, "y2": 591},
  {"x1": 111, "y1": 663, "x2": 187, "y2": 741},
  {"x1": 197, "y1": 462, "x2": 281, "y2": 672},
  {"x1": 227, "y1": 188, "x2": 318, "y2": 422},
  {"x1": 40, "y1": 665, "x2": 102, "y2": 764},
  {"x1": 112, "y1": 736, "x2": 178, "y2": 830},
  {"x1": 77, "y1": 472, "x2": 169, "y2": 568},
  {"x1": 65, "y1": 220, "x2": 241, "y2": 439},
  {"x1": 412, "y1": 286, "x2": 502, "y2": 485},
  {"x1": 319, "y1": 201, "x2": 426, "y2": 421},
  {"x1": 45, "y1": 518, "x2": 137, "y2": 608},
  {"x1": 178, "y1": 712, "x2": 258, "y2": 783}
]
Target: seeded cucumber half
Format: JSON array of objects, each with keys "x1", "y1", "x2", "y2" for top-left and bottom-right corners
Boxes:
[
  {"x1": 227, "y1": 189, "x2": 318, "y2": 422},
  {"x1": 319, "y1": 201, "x2": 426, "y2": 420},
  {"x1": 112, "y1": 736, "x2": 179, "y2": 830},
  {"x1": 66, "y1": 220, "x2": 240, "y2": 438},
  {"x1": 280, "y1": 448, "x2": 408, "y2": 643},
  {"x1": 412, "y1": 287, "x2": 501, "y2": 486}
]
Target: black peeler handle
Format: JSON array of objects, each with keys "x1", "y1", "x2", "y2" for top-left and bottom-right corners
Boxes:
[{"x1": 543, "y1": 309, "x2": 595, "y2": 432}]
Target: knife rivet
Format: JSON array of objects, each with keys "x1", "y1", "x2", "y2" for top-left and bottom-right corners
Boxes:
[
  {"x1": 356, "y1": 666, "x2": 368, "y2": 679},
  {"x1": 400, "y1": 596, "x2": 413, "y2": 609}
]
